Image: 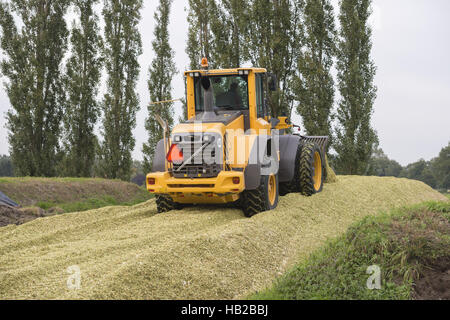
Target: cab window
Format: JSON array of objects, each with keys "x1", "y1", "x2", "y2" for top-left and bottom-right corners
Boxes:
[
  {"x1": 255, "y1": 73, "x2": 265, "y2": 118},
  {"x1": 194, "y1": 75, "x2": 249, "y2": 112}
]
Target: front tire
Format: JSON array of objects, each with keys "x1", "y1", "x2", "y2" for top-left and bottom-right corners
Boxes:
[
  {"x1": 241, "y1": 174, "x2": 279, "y2": 217},
  {"x1": 155, "y1": 195, "x2": 181, "y2": 213}
]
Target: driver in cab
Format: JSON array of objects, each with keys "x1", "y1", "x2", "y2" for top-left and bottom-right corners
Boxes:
[{"x1": 216, "y1": 82, "x2": 243, "y2": 110}]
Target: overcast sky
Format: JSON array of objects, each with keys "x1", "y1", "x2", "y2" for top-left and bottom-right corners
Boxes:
[{"x1": 0, "y1": 0, "x2": 449, "y2": 166}]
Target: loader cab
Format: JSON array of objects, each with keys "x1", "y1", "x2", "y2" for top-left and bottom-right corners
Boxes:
[{"x1": 184, "y1": 67, "x2": 278, "y2": 132}]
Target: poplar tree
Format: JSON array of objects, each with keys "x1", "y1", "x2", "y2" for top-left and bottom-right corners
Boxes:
[
  {"x1": 295, "y1": 0, "x2": 336, "y2": 149},
  {"x1": 209, "y1": 0, "x2": 249, "y2": 68},
  {"x1": 186, "y1": 0, "x2": 216, "y2": 69},
  {"x1": 185, "y1": 0, "x2": 304, "y2": 119},
  {"x1": 0, "y1": 0, "x2": 69, "y2": 176},
  {"x1": 142, "y1": 0, "x2": 176, "y2": 172},
  {"x1": 186, "y1": 0, "x2": 250, "y2": 70},
  {"x1": 62, "y1": 0, "x2": 103, "y2": 177},
  {"x1": 334, "y1": 0, "x2": 378, "y2": 175},
  {"x1": 246, "y1": 0, "x2": 304, "y2": 118},
  {"x1": 100, "y1": 0, "x2": 143, "y2": 180},
  {"x1": 179, "y1": 97, "x2": 188, "y2": 122},
  {"x1": 184, "y1": 0, "x2": 216, "y2": 121}
]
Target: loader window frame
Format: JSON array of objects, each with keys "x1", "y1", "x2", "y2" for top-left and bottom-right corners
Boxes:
[
  {"x1": 255, "y1": 73, "x2": 266, "y2": 118},
  {"x1": 194, "y1": 75, "x2": 249, "y2": 112}
]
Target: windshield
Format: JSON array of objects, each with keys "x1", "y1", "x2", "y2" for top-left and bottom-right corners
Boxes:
[{"x1": 194, "y1": 75, "x2": 249, "y2": 112}]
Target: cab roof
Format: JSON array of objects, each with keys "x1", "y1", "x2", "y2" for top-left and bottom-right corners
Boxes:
[{"x1": 184, "y1": 67, "x2": 267, "y2": 77}]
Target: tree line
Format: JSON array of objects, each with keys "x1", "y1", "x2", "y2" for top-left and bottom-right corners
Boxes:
[
  {"x1": 3, "y1": 141, "x2": 448, "y2": 191},
  {"x1": 0, "y1": 0, "x2": 143, "y2": 180},
  {"x1": 1, "y1": 0, "x2": 377, "y2": 180},
  {"x1": 366, "y1": 142, "x2": 450, "y2": 191}
]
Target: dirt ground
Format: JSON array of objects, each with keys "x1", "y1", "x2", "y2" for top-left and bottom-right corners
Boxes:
[
  {"x1": 0, "y1": 205, "x2": 65, "y2": 227},
  {"x1": 0, "y1": 205, "x2": 46, "y2": 227},
  {"x1": 413, "y1": 257, "x2": 450, "y2": 300}
]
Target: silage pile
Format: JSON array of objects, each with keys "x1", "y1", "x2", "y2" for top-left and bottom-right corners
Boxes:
[{"x1": 0, "y1": 176, "x2": 446, "y2": 300}]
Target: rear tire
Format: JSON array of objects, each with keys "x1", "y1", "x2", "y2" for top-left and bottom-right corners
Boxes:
[
  {"x1": 155, "y1": 195, "x2": 181, "y2": 213},
  {"x1": 299, "y1": 142, "x2": 324, "y2": 196},
  {"x1": 241, "y1": 174, "x2": 279, "y2": 217}
]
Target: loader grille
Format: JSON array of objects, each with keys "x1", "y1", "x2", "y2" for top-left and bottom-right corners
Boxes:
[{"x1": 170, "y1": 132, "x2": 223, "y2": 179}]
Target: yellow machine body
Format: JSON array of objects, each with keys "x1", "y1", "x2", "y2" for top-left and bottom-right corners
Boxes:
[{"x1": 146, "y1": 67, "x2": 288, "y2": 204}]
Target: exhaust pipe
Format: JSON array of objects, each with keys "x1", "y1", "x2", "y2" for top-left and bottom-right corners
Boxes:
[
  {"x1": 200, "y1": 76, "x2": 216, "y2": 121},
  {"x1": 155, "y1": 114, "x2": 170, "y2": 171}
]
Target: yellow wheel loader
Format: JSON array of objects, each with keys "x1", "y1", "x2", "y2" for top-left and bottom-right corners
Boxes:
[{"x1": 146, "y1": 59, "x2": 328, "y2": 217}]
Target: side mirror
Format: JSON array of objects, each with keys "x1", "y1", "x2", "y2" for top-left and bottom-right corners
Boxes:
[{"x1": 268, "y1": 73, "x2": 278, "y2": 91}]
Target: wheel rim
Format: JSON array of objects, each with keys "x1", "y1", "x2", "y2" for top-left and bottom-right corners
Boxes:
[
  {"x1": 313, "y1": 151, "x2": 322, "y2": 191},
  {"x1": 268, "y1": 174, "x2": 276, "y2": 206}
]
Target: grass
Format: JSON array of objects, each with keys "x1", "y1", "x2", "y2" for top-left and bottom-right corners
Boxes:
[
  {"x1": 0, "y1": 177, "x2": 110, "y2": 184},
  {"x1": 0, "y1": 176, "x2": 446, "y2": 299},
  {"x1": 0, "y1": 177, "x2": 152, "y2": 212},
  {"x1": 250, "y1": 201, "x2": 450, "y2": 300},
  {"x1": 36, "y1": 193, "x2": 151, "y2": 213}
]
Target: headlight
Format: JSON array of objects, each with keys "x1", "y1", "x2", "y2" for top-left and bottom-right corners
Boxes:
[{"x1": 173, "y1": 135, "x2": 181, "y2": 142}]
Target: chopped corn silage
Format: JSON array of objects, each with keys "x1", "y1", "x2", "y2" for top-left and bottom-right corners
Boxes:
[
  {"x1": 0, "y1": 176, "x2": 446, "y2": 300},
  {"x1": 324, "y1": 155, "x2": 337, "y2": 183}
]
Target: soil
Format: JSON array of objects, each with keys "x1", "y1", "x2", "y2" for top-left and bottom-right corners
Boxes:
[
  {"x1": 0, "y1": 206, "x2": 46, "y2": 227},
  {"x1": 413, "y1": 257, "x2": 450, "y2": 300}
]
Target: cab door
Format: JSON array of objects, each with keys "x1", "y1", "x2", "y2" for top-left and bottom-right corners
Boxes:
[{"x1": 255, "y1": 73, "x2": 268, "y2": 120}]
